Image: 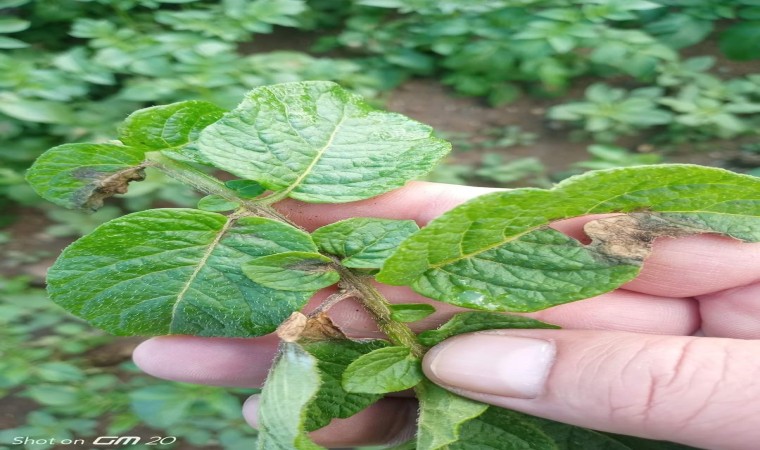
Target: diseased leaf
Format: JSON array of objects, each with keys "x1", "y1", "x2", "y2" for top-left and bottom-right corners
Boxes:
[
  {"x1": 197, "y1": 194, "x2": 240, "y2": 212},
  {"x1": 242, "y1": 252, "x2": 340, "y2": 292},
  {"x1": 276, "y1": 312, "x2": 347, "y2": 343},
  {"x1": 301, "y1": 339, "x2": 389, "y2": 431},
  {"x1": 257, "y1": 343, "x2": 324, "y2": 450},
  {"x1": 389, "y1": 303, "x2": 436, "y2": 323},
  {"x1": 379, "y1": 165, "x2": 760, "y2": 312},
  {"x1": 47, "y1": 210, "x2": 319, "y2": 337},
  {"x1": 196, "y1": 81, "x2": 450, "y2": 203},
  {"x1": 119, "y1": 100, "x2": 225, "y2": 162},
  {"x1": 26, "y1": 143, "x2": 147, "y2": 211},
  {"x1": 342, "y1": 346, "x2": 424, "y2": 394},
  {"x1": 416, "y1": 380, "x2": 488, "y2": 450},
  {"x1": 417, "y1": 312, "x2": 559, "y2": 347},
  {"x1": 26, "y1": 101, "x2": 225, "y2": 211},
  {"x1": 313, "y1": 218, "x2": 420, "y2": 269}
]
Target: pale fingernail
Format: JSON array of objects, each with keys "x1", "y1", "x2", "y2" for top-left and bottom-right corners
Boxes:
[
  {"x1": 242, "y1": 394, "x2": 260, "y2": 428},
  {"x1": 424, "y1": 334, "x2": 556, "y2": 398}
]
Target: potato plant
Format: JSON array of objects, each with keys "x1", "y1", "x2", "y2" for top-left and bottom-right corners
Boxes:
[{"x1": 26, "y1": 81, "x2": 760, "y2": 449}]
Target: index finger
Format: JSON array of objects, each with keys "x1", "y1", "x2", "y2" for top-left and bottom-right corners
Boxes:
[{"x1": 274, "y1": 181, "x2": 499, "y2": 230}]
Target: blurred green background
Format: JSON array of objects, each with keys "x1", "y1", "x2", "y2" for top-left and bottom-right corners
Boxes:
[{"x1": 1, "y1": 1, "x2": 758, "y2": 448}]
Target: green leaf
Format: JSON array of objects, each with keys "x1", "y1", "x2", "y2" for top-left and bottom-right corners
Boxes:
[
  {"x1": 47, "y1": 210, "x2": 320, "y2": 337},
  {"x1": 342, "y1": 346, "x2": 424, "y2": 394},
  {"x1": 196, "y1": 81, "x2": 450, "y2": 203},
  {"x1": 417, "y1": 312, "x2": 559, "y2": 347},
  {"x1": 26, "y1": 143, "x2": 147, "y2": 211},
  {"x1": 449, "y1": 407, "x2": 558, "y2": 450},
  {"x1": 0, "y1": 94, "x2": 72, "y2": 123},
  {"x1": 0, "y1": 36, "x2": 27, "y2": 48},
  {"x1": 416, "y1": 380, "x2": 488, "y2": 450},
  {"x1": 225, "y1": 179, "x2": 267, "y2": 198},
  {"x1": 313, "y1": 218, "x2": 420, "y2": 269},
  {"x1": 301, "y1": 339, "x2": 389, "y2": 431},
  {"x1": 119, "y1": 100, "x2": 225, "y2": 151},
  {"x1": 379, "y1": 165, "x2": 760, "y2": 312},
  {"x1": 129, "y1": 385, "x2": 196, "y2": 428},
  {"x1": 197, "y1": 194, "x2": 240, "y2": 212},
  {"x1": 242, "y1": 251, "x2": 340, "y2": 292},
  {"x1": 257, "y1": 343, "x2": 325, "y2": 450},
  {"x1": 0, "y1": 18, "x2": 30, "y2": 33},
  {"x1": 719, "y1": 22, "x2": 760, "y2": 60},
  {"x1": 389, "y1": 303, "x2": 436, "y2": 323},
  {"x1": 606, "y1": 434, "x2": 700, "y2": 450},
  {"x1": 118, "y1": 100, "x2": 225, "y2": 163}
]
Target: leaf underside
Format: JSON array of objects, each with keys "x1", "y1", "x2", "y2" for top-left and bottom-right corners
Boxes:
[
  {"x1": 196, "y1": 81, "x2": 451, "y2": 203},
  {"x1": 379, "y1": 165, "x2": 760, "y2": 312},
  {"x1": 257, "y1": 343, "x2": 324, "y2": 450}
]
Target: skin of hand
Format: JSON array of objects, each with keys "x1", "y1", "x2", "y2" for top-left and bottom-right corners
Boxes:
[{"x1": 132, "y1": 182, "x2": 760, "y2": 450}]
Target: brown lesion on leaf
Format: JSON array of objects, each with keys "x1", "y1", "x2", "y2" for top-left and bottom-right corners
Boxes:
[
  {"x1": 277, "y1": 311, "x2": 347, "y2": 342},
  {"x1": 584, "y1": 213, "x2": 709, "y2": 264},
  {"x1": 73, "y1": 164, "x2": 148, "y2": 211}
]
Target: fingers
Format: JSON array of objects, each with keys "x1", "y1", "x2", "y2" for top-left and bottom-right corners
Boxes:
[
  {"x1": 698, "y1": 282, "x2": 760, "y2": 339},
  {"x1": 622, "y1": 234, "x2": 760, "y2": 298},
  {"x1": 422, "y1": 330, "x2": 760, "y2": 450},
  {"x1": 132, "y1": 335, "x2": 278, "y2": 387},
  {"x1": 323, "y1": 288, "x2": 699, "y2": 337},
  {"x1": 243, "y1": 395, "x2": 418, "y2": 448},
  {"x1": 132, "y1": 290, "x2": 698, "y2": 388},
  {"x1": 275, "y1": 181, "x2": 499, "y2": 230}
]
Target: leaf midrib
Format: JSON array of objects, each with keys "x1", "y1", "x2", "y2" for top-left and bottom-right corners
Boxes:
[
  {"x1": 427, "y1": 201, "x2": 757, "y2": 272},
  {"x1": 169, "y1": 216, "x2": 235, "y2": 331},
  {"x1": 272, "y1": 93, "x2": 348, "y2": 199}
]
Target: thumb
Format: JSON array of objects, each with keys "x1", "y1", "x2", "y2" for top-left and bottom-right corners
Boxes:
[{"x1": 422, "y1": 330, "x2": 760, "y2": 450}]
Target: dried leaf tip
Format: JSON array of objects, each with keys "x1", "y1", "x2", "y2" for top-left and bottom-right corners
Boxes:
[{"x1": 276, "y1": 312, "x2": 346, "y2": 343}]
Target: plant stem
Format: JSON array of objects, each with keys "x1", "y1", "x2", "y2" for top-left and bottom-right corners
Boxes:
[
  {"x1": 146, "y1": 151, "x2": 422, "y2": 356},
  {"x1": 337, "y1": 266, "x2": 424, "y2": 357},
  {"x1": 144, "y1": 152, "x2": 296, "y2": 225}
]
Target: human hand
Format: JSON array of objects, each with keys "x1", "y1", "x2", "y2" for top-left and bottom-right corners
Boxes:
[{"x1": 132, "y1": 181, "x2": 760, "y2": 449}]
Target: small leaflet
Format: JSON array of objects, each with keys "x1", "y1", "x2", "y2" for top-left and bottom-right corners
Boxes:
[
  {"x1": 256, "y1": 343, "x2": 324, "y2": 450},
  {"x1": 313, "y1": 218, "x2": 420, "y2": 269},
  {"x1": 242, "y1": 251, "x2": 340, "y2": 292},
  {"x1": 417, "y1": 312, "x2": 559, "y2": 347},
  {"x1": 342, "y1": 346, "x2": 424, "y2": 394}
]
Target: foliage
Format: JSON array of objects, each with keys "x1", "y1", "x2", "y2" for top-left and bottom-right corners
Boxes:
[
  {"x1": 3, "y1": 0, "x2": 760, "y2": 228},
  {"x1": 319, "y1": 0, "x2": 759, "y2": 104},
  {"x1": 26, "y1": 81, "x2": 760, "y2": 449},
  {"x1": 0, "y1": 0, "x2": 388, "y2": 228},
  {"x1": 0, "y1": 276, "x2": 257, "y2": 449},
  {"x1": 549, "y1": 65, "x2": 760, "y2": 142}
]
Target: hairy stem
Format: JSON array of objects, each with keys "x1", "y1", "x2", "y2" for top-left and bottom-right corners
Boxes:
[
  {"x1": 337, "y1": 266, "x2": 424, "y2": 357},
  {"x1": 147, "y1": 151, "x2": 422, "y2": 356},
  {"x1": 145, "y1": 152, "x2": 296, "y2": 225}
]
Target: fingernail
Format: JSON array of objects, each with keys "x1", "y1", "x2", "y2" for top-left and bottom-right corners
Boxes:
[
  {"x1": 242, "y1": 394, "x2": 260, "y2": 428},
  {"x1": 424, "y1": 334, "x2": 556, "y2": 398}
]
